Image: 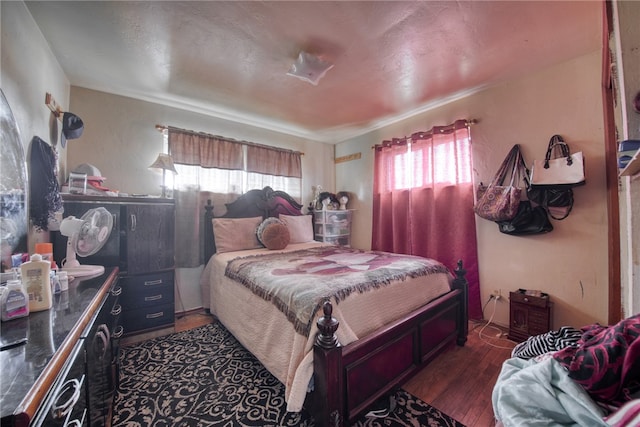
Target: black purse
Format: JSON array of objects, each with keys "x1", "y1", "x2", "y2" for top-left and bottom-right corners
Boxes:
[
  {"x1": 497, "y1": 200, "x2": 553, "y2": 235},
  {"x1": 526, "y1": 186, "x2": 574, "y2": 220}
]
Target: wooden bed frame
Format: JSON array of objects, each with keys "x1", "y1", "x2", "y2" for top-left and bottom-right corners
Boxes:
[{"x1": 203, "y1": 186, "x2": 468, "y2": 427}]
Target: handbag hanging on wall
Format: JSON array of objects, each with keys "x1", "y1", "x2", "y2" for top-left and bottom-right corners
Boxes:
[
  {"x1": 497, "y1": 200, "x2": 553, "y2": 235},
  {"x1": 530, "y1": 135, "x2": 586, "y2": 188},
  {"x1": 497, "y1": 152, "x2": 553, "y2": 235},
  {"x1": 527, "y1": 186, "x2": 574, "y2": 220},
  {"x1": 528, "y1": 134, "x2": 582, "y2": 220},
  {"x1": 474, "y1": 144, "x2": 526, "y2": 222}
]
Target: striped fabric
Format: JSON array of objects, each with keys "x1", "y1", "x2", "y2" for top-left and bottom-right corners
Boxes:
[
  {"x1": 511, "y1": 326, "x2": 582, "y2": 359},
  {"x1": 606, "y1": 399, "x2": 640, "y2": 426}
]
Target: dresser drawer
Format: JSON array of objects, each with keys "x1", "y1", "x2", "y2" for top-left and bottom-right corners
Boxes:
[
  {"x1": 121, "y1": 271, "x2": 174, "y2": 310},
  {"x1": 122, "y1": 303, "x2": 175, "y2": 331}
]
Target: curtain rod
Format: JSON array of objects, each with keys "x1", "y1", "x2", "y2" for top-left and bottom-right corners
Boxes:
[
  {"x1": 370, "y1": 118, "x2": 478, "y2": 149},
  {"x1": 155, "y1": 124, "x2": 304, "y2": 156}
]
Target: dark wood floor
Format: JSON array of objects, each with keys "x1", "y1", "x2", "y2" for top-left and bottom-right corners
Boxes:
[{"x1": 175, "y1": 311, "x2": 515, "y2": 427}]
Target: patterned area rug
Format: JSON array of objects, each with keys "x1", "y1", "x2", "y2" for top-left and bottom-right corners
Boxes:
[{"x1": 113, "y1": 322, "x2": 464, "y2": 427}]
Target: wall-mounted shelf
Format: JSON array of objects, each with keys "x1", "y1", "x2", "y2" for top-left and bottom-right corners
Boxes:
[{"x1": 620, "y1": 150, "x2": 640, "y2": 177}]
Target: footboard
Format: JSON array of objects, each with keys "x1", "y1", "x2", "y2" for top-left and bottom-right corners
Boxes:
[{"x1": 311, "y1": 260, "x2": 468, "y2": 427}]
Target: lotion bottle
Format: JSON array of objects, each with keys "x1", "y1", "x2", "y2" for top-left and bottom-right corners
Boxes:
[
  {"x1": 0, "y1": 279, "x2": 29, "y2": 321},
  {"x1": 20, "y1": 253, "x2": 52, "y2": 312}
]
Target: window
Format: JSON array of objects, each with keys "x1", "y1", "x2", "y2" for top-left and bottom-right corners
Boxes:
[
  {"x1": 163, "y1": 128, "x2": 301, "y2": 198},
  {"x1": 380, "y1": 131, "x2": 472, "y2": 192}
]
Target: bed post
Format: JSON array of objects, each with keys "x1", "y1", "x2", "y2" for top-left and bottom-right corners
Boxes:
[
  {"x1": 313, "y1": 301, "x2": 344, "y2": 427},
  {"x1": 452, "y1": 259, "x2": 469, "y2": 345},
  {"x1": 204, "y1": 199, "x2": 215, "y2": 262}
]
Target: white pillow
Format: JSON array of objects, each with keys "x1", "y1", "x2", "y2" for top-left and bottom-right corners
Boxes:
[
  {"x1": 279, "y1": 214, "x2": 314, "y2": 243},
  {"x1": 212, "y1": 216, "x2": 263, "y2": 253}
]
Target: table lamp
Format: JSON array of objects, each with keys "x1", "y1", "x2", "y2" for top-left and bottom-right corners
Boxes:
[{"x1": 149, "y1": 153, "x2": 177, "y2": 197}]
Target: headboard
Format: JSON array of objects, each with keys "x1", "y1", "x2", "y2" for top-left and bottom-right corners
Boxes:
[{"x1": 204, "y1": 186, "x2": 304, "y2": 262}]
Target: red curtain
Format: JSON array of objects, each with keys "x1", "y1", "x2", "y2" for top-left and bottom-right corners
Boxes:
[{"x1": 372, "y1": 119, "x2": 482, "y2": 320}]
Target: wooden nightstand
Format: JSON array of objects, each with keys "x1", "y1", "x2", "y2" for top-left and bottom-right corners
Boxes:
[{"x1": 508, "y1": 289, "x2": 553, "y2": 342}]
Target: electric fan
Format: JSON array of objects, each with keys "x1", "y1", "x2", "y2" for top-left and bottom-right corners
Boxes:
[{"x1": 59, "y1": 207, "x2": 113, "y2": 277}]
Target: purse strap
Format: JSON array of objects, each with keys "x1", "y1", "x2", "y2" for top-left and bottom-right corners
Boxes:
[
  {"x1": 490, "y1": 144, "x2": 521, "y2": 186},
  {"x1": 512, "y1": 144, "x2": 531, "y2": 189},
  {"x1": 544, "y1": 135, "x2": 573, "y2": 168}
]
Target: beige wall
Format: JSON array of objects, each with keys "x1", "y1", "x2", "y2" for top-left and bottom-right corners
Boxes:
[
  {"x1": 337, "y1": 51, "x2": 609, "y2": 329},
  {"x1": 1, "y1": 1, "x2": 70, "y2": 253}
]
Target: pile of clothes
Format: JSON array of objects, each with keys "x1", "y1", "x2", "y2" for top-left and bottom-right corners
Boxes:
[{"x1": 493, "y1": 314, "x2": 640, "y2": 427}]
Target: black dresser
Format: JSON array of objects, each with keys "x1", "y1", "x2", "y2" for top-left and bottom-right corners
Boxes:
[
  {"x1": 0, "y1": 267, "x2": 120, "y2": 427},
  {"x1": 53, "y1": 195, "x2": 175, "y2": 336}
]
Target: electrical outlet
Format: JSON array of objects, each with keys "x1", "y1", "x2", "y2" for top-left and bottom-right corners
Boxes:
[{"x1": 492, "y1": 289, "x2": 502, "y2": 301}]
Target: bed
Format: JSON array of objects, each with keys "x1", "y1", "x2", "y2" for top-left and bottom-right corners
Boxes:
[
  {"x1": 199, "y1": 186, "x2": 469, "y2": 426},
  {"x1": 492, "y1": 314, "x2": 640, "y2": 427}
]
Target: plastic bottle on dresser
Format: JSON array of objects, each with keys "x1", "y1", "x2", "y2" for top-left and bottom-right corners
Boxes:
[
  {"x1": 20, "y1": 253, "x2": 52, "y2": 312},
  {"x1": 58, "y1": 270, "x2": 69, "y2": 292},
  {"x1": 35, "y1": 242, "x2": 56, "y2": 269},
  {"x1": 0, "y1": 279, "x2": 29, "y2": 321}
]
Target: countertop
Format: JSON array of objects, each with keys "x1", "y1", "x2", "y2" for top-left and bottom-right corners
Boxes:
[{"x1": 0, "y1": 267, "x2": 118, "y2": 424}]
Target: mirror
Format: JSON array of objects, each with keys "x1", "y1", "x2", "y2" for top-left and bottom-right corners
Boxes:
[{"x1": 0, "y1": 90, "x2": 28, "y2": 272}]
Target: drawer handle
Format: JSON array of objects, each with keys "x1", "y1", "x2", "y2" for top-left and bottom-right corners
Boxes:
[
  {"x1": 144, "y1": 295, "x2": 163, "y2": 302},
  {"x1": 93, "y1": 324, "x2": 111, "y2": 360},
  {"x1": 146, "y1": 311, "x2": 164, "y2": 319},
  {"x1": 51, "y1": 376, "x2": 83, "y2": 420},
  {"x1": 144, "y1": 279, "x2": 163, "y2": 286},
  {"x1": 111, "y1": 286, "x2": 122, "y2": 297},
  {"x1": 111, "y1": 304, "x2": 122, "y2": 316},
  {"x1": 66, "y1": 416, "x2": 85, "y2": 427},
  {"x1": 67, "y1": 419, "x2": 82, "y2": 427},
  {"x1": 523, "y1": 297, "x2": 529, "y2": 302},
  {"x1": 112, "y1": 325, "x2": 124, "y2": 339}
]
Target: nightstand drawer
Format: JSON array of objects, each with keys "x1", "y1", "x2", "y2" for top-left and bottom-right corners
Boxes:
[
  {"x1": 122, "y1": 303, "x2": 175, "y2": 331},
  {"x1": 510, "y1": 290, "x2": 550, "y2": 307},
  {"x1": 121, "y1": 271, "x2": 174, "y2": 309}
]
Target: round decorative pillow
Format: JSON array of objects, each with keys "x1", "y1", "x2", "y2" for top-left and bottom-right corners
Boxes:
[
  {"x1": 261, "y1": 223, "x2": 290, "y2": 250},
  {"x1": 257, "y1": 217, "x2": 285, "y2": 246}
]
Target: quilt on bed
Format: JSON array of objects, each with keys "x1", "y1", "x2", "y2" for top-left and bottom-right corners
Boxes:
[
  {"x1": 201, "y1": 242, "x2": 454, "y2": 412},
  {"x1": 224, "y1": 246, "x2": 450, "y2": 336}
]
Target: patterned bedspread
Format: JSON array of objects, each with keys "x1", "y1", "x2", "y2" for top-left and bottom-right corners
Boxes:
[{"x1": 225, "y1": 246, "x2": 450, "y2": 336}]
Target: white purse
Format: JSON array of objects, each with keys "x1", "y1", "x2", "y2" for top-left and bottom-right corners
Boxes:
[{"x1": 530, "y1": 135, "x2": 585, "y2": 188}]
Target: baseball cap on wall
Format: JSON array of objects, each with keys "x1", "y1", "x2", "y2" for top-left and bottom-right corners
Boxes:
[{"x1": 61, "y1": 112, "x2": 84, "y2": 147}]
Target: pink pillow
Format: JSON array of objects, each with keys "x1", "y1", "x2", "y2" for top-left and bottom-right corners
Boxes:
[
  {"x1": 212, "y1": 217, "x2": 262, "y2": 253},
  {"x1": 279, "y1": 214, "x2": 314, "y2": 243}
]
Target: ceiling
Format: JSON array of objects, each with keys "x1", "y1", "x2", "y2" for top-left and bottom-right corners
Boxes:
[{"x1": 25, "y1": 1, "x2": 602, "y2": 143}]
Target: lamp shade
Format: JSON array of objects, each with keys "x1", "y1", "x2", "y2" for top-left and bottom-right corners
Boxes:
[{"x1": 149, "y1": 153, "x2": 177, "y2": 173}]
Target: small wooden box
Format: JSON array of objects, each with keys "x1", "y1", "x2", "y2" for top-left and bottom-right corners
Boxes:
[{"x1": 508, "y1": 290, "x2": 553, "y2": 342}]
